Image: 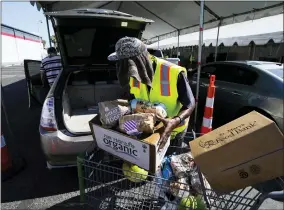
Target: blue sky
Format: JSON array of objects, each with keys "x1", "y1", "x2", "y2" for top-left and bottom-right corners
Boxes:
[{"x1": 2, "y1": 1, "x2": 54, "y2": 47}]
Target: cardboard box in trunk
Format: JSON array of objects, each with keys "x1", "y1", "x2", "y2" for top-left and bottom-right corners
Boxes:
[
  {"x1": 89, "y1": 115, "x2": 170, "y2": 173},
  {"x1": 189, "y1": 111, "x2": 284, "y2": 193}
]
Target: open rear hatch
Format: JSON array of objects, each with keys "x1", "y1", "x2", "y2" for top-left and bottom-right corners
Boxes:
[{"x1": 47, "y1": 9, "x2": 153, "y2": 135}]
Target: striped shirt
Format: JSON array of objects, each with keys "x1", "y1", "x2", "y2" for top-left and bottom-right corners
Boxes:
[{"x1": 40, "y1": 55, "x2": 62, "y2": 86}]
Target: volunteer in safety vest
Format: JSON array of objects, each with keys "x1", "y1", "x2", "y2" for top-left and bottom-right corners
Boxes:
[{"x1": 108, "y1": 37, "x2": 195, "y2": 153}]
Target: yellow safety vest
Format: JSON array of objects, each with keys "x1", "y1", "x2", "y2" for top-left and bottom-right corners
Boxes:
[{"x1": 129, "y1": 56, "x2": 189, "y2": 139}]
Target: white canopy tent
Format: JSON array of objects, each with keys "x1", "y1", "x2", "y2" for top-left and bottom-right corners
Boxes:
[
  {"x1": 31, "y1": 1, "x2": 283, "y2": 41},
  {"x1": 31, "y1": 0, "x2": 284, "y2": 128},
  {"x1": 149, "y1": 14, "x2": 284, "y2": 49}
]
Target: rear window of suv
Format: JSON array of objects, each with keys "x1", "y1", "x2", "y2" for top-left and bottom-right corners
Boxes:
[
  {"x1": 64, "y1": 28, "x2": 96, "y2": 57},
  {"x1": 60, "y1": 26, "x2": 140, "y2": 65}
]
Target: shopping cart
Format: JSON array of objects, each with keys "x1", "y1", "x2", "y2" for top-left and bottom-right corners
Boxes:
[{"x1": 77, "y1": 131, "x2": 284, "y2": 210}]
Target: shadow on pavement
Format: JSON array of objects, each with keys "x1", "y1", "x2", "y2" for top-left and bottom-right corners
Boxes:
[
  {"x1": 46, "y1": 196, "x2": 92, "y2": 210},
  {"x1": 1, "y1": 78, "x2": 79, "y2": 204}
]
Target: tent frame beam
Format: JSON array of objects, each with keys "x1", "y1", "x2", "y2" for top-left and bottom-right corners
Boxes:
[
  {"x1": 214, "y1": 19, "x2": 222, "y2": 61},
  {"x1": 45, "y1": 15, "x2": 52, "y2": 47},
  {"x1": 194, "y1": 1, "x2": 220, "y2": 20},
  {"x1": 194, "y1": 0, "x2": 205, "y2": 129},
  {"x1": 177, "y1": 29, "x2": 180, "y2": 57},
  {"x1": 134, "y1": 1, "x2": 178, "y2": 30},
  {"x1": 117, "y1": 1, "x2": 123, "y2": 11},
  {"x1": 98, "y1": 1, "x2": 113, "y2": 8}
]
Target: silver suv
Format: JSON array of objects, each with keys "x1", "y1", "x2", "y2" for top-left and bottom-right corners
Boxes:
[{"x1": 25, "y1": 9, "x2": 153, "y2": 169}]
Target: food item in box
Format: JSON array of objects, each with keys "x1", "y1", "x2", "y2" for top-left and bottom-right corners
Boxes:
[
  {"x1": 170, "y1": 177, "x2": 191, "y2": 198},
  {"x1": 98, "y1": 99, "x2": 131, "y2": 128},
  {"x1": 170, "y1": 153, "x2": 194, "y2": 178},
  {"x1": 155, "y1": 166, "x2": 170, "y2": 191},
  {"x1": 161, "y1": 156, "x2": 174, "y2": 180},
  {"x1": 178, "y1": 196, "x2": 198, "y2": 210},
  {"x1": 130, "y1": 99, "x2": 167, "y2": 118},
  {"x1": 178, "y1": 196, "x2": 207, "y2": 210},
  {"x1": 119, "y1": 113, "x2": 156, "y2": 135},
  {"x1": 122, "y1": 162, "x2": 148, "y2": 183},
  {"x1": 170, "y1": 153, "x2": 207, "y2": 194}
]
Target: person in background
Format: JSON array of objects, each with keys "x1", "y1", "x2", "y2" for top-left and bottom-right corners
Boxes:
[
  {"x1": 40, "y1": 47, "x2": 62, "y2": 87},
  {"x1": 108, "y1": 37, "x2": 195, "y2": 154}
]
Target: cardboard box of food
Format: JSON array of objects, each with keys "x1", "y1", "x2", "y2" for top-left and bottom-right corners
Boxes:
[
  {"x1": 189, "y1": 111, "x2": 284, "y2": 193},
  {"x1": 89, "y1": 115, "x2": 170, "y2": 173}
]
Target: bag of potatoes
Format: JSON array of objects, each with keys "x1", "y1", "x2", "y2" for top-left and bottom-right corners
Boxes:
[
  {"x1": 119, "y1": 113, "x2": 156, "y2": 136},
  {"x1": 98, "y1": 99, "x2": 131, "y2": 128}
]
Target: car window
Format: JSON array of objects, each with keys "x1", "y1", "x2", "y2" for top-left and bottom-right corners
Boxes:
[
  {"x1": 215, "y1": 64, "x2": 257, "y2": 85},
  {"x1": 200, "y1": 66, "x2": 217, "y2": 79},
  {"x1": 147, "y1": 49, "x2": 162, "y2": 58},
  {"x1": 64, "y1": 28, "x2": 96, "y2": 57}
]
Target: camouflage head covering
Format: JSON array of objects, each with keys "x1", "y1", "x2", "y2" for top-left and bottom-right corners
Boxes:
[{"x1": 108, "y1": 37, "x2": 154, "y2": 88}]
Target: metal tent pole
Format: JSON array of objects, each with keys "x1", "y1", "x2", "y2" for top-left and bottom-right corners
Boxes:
[
  {"x1": 177, "y1": 30, "x2": 180, "y2": 58},
  {"x1": 46, "y1": 15, "x2": 52, "y2": 48},
  {"x1": 194, "y1": 0, "x2": 205, "y2": 130},
  {"x1": 157, "y1": 36, "x2": 160, "y2": 49},
  {"x1": 214, "y1": 20, "x2": 222, "y2": 62}
]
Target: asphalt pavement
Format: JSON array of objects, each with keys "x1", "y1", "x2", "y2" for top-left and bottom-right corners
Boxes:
[
  {"x1": 1, "y1": 65, "x2": 283, "y2": 209},
  {"x1": 1, "y1": 65, "x2": 91, "y2": 209}
]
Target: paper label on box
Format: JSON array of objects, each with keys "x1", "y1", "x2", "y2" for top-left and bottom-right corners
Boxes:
[{"x1": 93, "y1": 125, "x2": 150, "y2": 170}]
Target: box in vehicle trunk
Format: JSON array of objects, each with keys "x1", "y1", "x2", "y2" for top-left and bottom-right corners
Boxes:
[
  {"x1": 89, "y1": 115, "x2": 170, "y2": 173},
  {"x1": 189, "y1": 111, "x2": 284, "y2": 193}
]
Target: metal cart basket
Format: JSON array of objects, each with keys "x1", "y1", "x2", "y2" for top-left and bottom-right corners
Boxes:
[{"x1": 77, "y1": 132, "x2": 284, "y2": 210}]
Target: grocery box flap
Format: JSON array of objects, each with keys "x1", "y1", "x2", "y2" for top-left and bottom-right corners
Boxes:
[{"x1": 189, "y1": 111, "x2": 284, "y2": 175}]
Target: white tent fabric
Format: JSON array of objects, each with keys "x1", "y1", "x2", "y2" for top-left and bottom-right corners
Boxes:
[
  {"x1": 31, "y1": 1, "x2": 283, "y2": 41},
  {"x1": 148, "y1": 14, "x2": 284, "y2": 49}
]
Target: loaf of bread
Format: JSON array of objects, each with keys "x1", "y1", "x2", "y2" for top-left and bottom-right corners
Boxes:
[{"x1": 119, "y1": 113, "x2": 156, "y2": 135}]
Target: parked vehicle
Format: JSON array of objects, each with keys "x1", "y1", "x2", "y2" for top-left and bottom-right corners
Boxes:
[
  {"x1": 26, "y1": 9, "x2": 153, "y2": 168},
  {"x1": 147, "y1": 47, "x2": 181, "y2": 66},
  {"x1": 189, "y1": 61, "x2": 283, "y2": 133}
]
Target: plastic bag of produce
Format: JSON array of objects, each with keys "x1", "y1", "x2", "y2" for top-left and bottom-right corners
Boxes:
[
  {"x1": 119, "y1": 113, "x2": 156, "y2": 135},
  {"x1": 170, "y1": 153, "x2": 211, "y2": 195},
  {"x1": 130, "y1": 99, "x2": 167, "y2": 118},
  {"x1": 98, "y1": 99, "x2": 131, "y2": 128},
  {"x1": 169, "y1": 177, "x2": 191, "y2": 198}
]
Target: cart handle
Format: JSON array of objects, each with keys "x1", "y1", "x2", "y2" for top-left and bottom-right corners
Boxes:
[
  {"x1": 261, "y1": 190, "x2": 284, "y2": 201},
  {"x1": 253, "y1": 190, "x2": 284, "y2": 210}
]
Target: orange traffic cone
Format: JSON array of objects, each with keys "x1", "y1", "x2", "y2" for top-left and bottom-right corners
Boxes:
[
  {"x1": 201, "y1": 75, "x2": 216, "y2": 134},
  {"x1": 1, "y1": 132, "x2": 12, "y2": 172}
]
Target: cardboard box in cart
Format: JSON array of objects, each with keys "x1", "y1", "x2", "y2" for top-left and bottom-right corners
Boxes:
[
  {"x1": 89, "y1": 115, "x2": 170, "y2": 173},
  {"x1": 189, "y1": 111, "x2": 284, "y2": 193}
]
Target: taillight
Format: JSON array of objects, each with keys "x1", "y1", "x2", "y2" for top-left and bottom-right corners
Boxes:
[
  {"x1": 178, "y1": 61, "x2": 181, "y2": 66},
  {"x1": 40, "y1": 97, "x2": 57, "y2": 131}
]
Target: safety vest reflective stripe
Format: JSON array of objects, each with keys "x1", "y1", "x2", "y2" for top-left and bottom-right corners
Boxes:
[
  {"x1": 160, "y1": 63, "x2": 171, "y2": 96},
  {"x1": 132, "y1": 78, "x2": 140, "y2": 88}
]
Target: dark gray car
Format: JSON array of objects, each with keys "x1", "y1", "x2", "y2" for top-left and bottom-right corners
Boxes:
[{"x1": 189, "y1": 61, "x2": 283, "y2": 133}]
